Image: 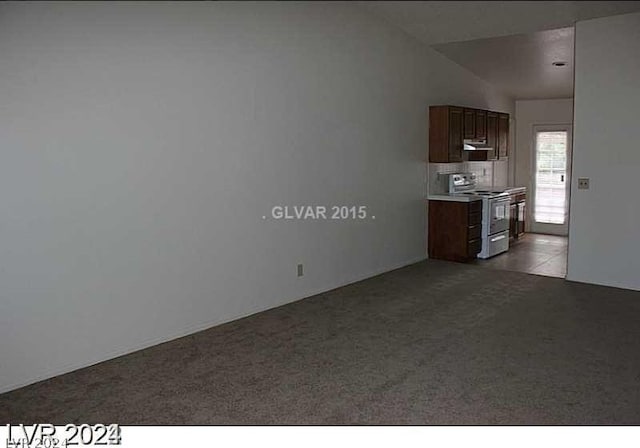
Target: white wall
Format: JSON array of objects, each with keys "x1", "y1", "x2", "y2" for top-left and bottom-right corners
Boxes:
[
  {"x1": 0, "y1": 1, "x2": 513, "y2": 393},
  {"x1": 514, "y1": 99, "x2": 574, "y2": 229},
  {"x1": 567, "y1": 11, "x2": 640, "y2": 291}
]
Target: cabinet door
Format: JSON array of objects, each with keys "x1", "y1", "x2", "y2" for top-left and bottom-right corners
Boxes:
[
  {"x1": 486, "y1": 111, "x2": 498, "y2": 160},
  {"x1": 463, "y1": 108, "x2": 476, "y2": 139},
  {"x1": 429, "y1": 200, "x2": 481, "y2": 262},
  {"x1": 509, "y1": 203, "x2": 517, "y2": 239},
  {"x1": 498, "y1": 113, "x2": 509, "y2": 158},
  {"x1": 448, "y1": 107, "x2": 464, "y2": 162},
  {"x1": 475, "y1": 110, "x2": 487, "y2": 140},
  {"x1": 517, "y1": 201, "x2": 526, "y2": 236}
]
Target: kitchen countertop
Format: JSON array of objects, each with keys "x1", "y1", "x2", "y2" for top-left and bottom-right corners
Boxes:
[
  {"x1": 495, "y1": 186, "x2": 527, "y2": 194},
  {"x1": 428, "y1": 186, "x2": 526, "y2": 202},
  {"x1": 427, "y1": 194, "x2": 482, "y2": 203}
]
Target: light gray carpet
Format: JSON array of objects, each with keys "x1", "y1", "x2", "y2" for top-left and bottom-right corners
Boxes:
[{"x1": 1, "y1": 259, "x2": 640, "y2": 424}]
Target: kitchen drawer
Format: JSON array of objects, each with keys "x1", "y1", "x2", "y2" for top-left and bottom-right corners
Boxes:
[
  {"x1": 468, "y1": 200, "x2": 482, "y2": 215},
  {"x1": 429, "y1": 200, "x2": 484, "y2": 263},
  {"x1": 468, "y1": 212, "x2": 482, "y2": 226},
  {"x1": 468, "y1": 224, "x2": 482, "y2": 241},
  {"x1": 467, "y1": 238, "x2": 482, "y2": 257}
]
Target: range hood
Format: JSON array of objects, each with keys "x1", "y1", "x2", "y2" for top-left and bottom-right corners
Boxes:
[{"x1": 463, "y1": 139, "x2": 494, "y2": 151}]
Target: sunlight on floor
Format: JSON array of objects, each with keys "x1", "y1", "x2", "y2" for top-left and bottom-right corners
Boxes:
[{"x1": 470, "y1": 233, "x2": 568, "y2": 278}]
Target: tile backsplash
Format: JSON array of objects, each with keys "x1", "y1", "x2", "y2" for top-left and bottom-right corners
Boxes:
[
  {"x1": 492, "y1": 160, "x2": 509, "y2": 187},
  {"x1": 466, "y1": 161, "x2": 493, "y2": 188},
  {"x1": 428, "y1": 162, "x2": 464, "y2": 194},
  {"x1": 428, "y1": 161, "x2": 509, "y2": 194}
]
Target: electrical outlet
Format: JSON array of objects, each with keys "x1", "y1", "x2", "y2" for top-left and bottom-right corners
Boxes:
[
  {"x1": 578, "y1": 178, "x2": 590, "y2": 190},
  {"x1": 297, "y1": 264, "x2": 304, "y2": 277}
]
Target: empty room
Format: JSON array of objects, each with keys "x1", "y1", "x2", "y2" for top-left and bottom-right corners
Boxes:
[{"x1": 1, "y1": 0, "x2": 640, "y2": 437}]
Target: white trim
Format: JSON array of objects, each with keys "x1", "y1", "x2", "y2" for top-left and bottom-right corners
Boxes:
[{"x1": 0, "y1": 255, "x2": 427, "y2": 395}]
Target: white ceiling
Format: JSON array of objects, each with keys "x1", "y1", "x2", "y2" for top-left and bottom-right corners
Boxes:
[
  {"x1": 357, "y1": 1, "x2": 640, "y2": 100},
  {"x1": 357, "y1": 1, "x2": 640, "y2": 44},
  {"x1": 433, "y1": 27, "x2": 575, "y2": 99}
]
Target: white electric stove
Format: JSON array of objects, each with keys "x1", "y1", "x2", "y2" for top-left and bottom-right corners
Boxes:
[{"x1": 447, "y1": 173, "x2": 511, "y2": 259}]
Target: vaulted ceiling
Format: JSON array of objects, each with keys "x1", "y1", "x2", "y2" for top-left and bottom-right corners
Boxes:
[
  {"x1": 433, "y1": 27, "x2": 574, "y2": 99},
  {"x1": 357, "y1": 1, "x2": 640, "y2": 100},
  {"x1": 357, "y1": 1, "x2": 640, "y2": 45}
]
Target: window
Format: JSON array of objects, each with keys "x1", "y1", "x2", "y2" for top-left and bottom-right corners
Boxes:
[{"x1": 534, "y1": 131, "x2": 568, "y2": 225}]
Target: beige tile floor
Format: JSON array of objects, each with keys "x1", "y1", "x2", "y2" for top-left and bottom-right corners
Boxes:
[{"x1": 470, "y1": 233, "x2": 568, "y2": 278}]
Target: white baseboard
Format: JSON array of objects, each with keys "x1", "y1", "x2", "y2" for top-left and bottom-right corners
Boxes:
[{"x1": 0, "y1": 255, "x2": 427, "y2": 395}]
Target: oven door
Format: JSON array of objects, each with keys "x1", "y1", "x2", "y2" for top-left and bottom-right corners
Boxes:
[
  {"x1": 487, "y1": 230, "x2": 510, "y2": 257},
  {"x1": 489, "y1": 197, "x2": 511, "y2": 235}
]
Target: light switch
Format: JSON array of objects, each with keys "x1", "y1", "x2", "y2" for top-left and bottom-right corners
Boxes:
[{"x1": 578, "y1": 178, "x2": 590, "y2": 190}]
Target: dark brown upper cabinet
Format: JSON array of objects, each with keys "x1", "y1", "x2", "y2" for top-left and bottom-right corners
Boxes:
[
  {"x1": 469, "y1": 110, "x2": 497, "y2": 161},
  {"x1": 429, "y1": 106, "x2": 464, "y2": 163},
  {"x1": 464, "y1": 108, "x2": 487, "y2": 141},
  {"x1": 498, "y1": 113, "x2": 509, "y2": 159},
  {"x1": 429, "y1": 105, "x2": 508, "y2": 163},
  {"x1": 485, "y1": 111, "x2": 498, "y2": 160},
  {"x1": 475, "y1": 109, "x2": 487, "y2": 140},
  {"x1": 463, "y1": 108, "x2": 476, "y2": 139}
]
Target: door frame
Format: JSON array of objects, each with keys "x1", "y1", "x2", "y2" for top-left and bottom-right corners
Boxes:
[{"x1": 529, "y1": 124, "x2": 573, "y2": 236}]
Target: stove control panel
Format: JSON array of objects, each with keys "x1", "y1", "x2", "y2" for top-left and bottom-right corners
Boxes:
[{"x1": 448, "y1": 172, "x2": 477, "y2": 193}]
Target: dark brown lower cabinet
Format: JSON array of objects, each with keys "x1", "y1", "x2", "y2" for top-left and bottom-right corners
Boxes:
[
  {"x1": 509, "y1": 192, "x2": 526, "y2": 240},
  {"x1": 428, "y1": 199, "x2": 482, "y2": 262},
  {"x1": 509, "y1": 203, "x2": 518, "y2": 240},
  {"x1": 516, "y1": 198, "x2": 526, "y2": 237}
]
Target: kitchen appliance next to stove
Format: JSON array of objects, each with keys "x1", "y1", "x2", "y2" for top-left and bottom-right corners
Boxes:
[{"x1": 448, "y1": 173, "x2": 511, "y2": 259}]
